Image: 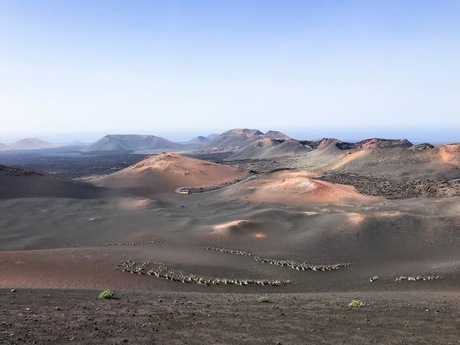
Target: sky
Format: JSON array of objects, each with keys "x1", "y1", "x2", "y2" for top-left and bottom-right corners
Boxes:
[{"x1": 0, "y1": 0, "x2": 459, "y2": 143}]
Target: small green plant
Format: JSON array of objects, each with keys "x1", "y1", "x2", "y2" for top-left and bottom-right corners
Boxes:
[
  {"x1": 259, "y1": 295, "x2": 270, "y2": 303},
  {"x1": 348, "y1": 299, "x2": 365, "y2": 308},
  {"x1": 98, "y1": 289, "x2": 115, "y2": 299}
]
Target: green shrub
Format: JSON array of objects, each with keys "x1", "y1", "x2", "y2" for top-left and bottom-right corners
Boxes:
[
  {"x1": 98, "y1": 289, "x2": 115, "y2": 299},
  {"x1": 259, "y1": 295, "x2": 270, "y2": 303},
  {"x1": 348, "y1": 299, "x2": 365, "y2": 308}
]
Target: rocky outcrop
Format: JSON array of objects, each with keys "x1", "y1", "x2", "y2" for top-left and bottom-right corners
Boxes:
[
  {"x1": 409, "y1": 143, "x2": 435, "y2": 151},
  {"x1": 353, "y1": 138, "x2": 413, "y2": 150},
  {"x1": 317, "y1": 138, "x2": 340, "y2": 150},
  {"x1": 316, "y1": 138, "x2": 413, "y2": 151}
]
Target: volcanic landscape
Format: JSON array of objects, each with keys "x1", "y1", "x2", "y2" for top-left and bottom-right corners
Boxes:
[{"x1": 1, "y1": 129, "x2": 459, "y2": 344}]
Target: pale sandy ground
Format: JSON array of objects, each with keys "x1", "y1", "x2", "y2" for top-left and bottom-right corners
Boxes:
[{"x1": 1, "y1": 189, "x2": 459, "y2": 293}]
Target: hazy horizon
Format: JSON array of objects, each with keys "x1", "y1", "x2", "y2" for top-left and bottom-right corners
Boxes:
[
  {"x1": 0, "y1": 126, "x2": 458, "y2": 145},
  {"x1": 1, "y1": 1, "x2": 459, "y2": 143}
]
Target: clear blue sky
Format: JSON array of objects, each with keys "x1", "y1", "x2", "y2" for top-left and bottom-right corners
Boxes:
[{"x1": 0, "y1": 1, "x2": 459, "y2": 143}]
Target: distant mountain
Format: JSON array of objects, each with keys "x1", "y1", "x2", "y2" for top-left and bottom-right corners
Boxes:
[
  {"x1": 316, "y1": 138, "x2": 341, "y2": 150},
  {"x1": 227, "y1": 138, "x2": 311, "y2": 160},
  {"x1": 9, "y1": 138, "x2": 57, "y2": 150},
  {"x1": 203, "y1": 128, "x2": 265, "y2": 151},
  {"x1": 206, "y1": 133, "x2": 219, "y2": 140},
  {"x1": 67, "y1": 140, "x2": 88, "y2": 147},
  {"x1": 264, "y1": 130, "x2": 292, "y2": 140},
  {"x1": 0, "y1": 143, "x2": 9, "y2": 151},
  {"x1": 82, "y1": 134, "x2": 182, "y2": 153},
  {"x1": 187, "y1": 136, "x2": 211, "y2": 146}
]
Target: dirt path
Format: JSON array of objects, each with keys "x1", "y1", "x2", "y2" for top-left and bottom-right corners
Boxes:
[{"x1": 175, "y1": 175, "x2": 257, "y2": 195}]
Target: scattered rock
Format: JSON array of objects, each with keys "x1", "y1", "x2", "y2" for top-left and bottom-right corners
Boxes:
[{"x1": 319, "y1": 172, "x2": 460, "y2": 199}]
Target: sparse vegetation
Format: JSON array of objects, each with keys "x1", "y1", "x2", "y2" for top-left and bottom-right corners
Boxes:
[
  {"x1": 98, "y1": 289, "x2": 115, "y2": 299},
  {"x1": 348, "y1": 299, "x2": 365, "y2": 308},
  {"x1": 259, "y1": 295, "x2": 270, "y2": 303}
]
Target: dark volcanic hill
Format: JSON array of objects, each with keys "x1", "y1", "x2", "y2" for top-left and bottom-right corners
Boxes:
[
  {"x1": 347, "y1": 138, "x2": 413, "y2": 150},
  {"x1": 82, "y1": 134, "x2": 182, "y2": 153},
  {"x1": 0, "y1": 165, "x2": 104, "y2": 199},
  {"x1": 316, "y1": 138, "x2": 413, "y2": 151},
  {"x1": 187, "y1": 136, "x2": 211, "y2": 146}
]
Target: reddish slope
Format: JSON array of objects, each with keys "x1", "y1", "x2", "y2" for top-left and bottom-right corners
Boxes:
[{"x1": 93, "y1": 153, "x2": 247, "y2": 193}]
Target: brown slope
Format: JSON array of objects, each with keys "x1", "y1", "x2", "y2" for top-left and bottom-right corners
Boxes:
[
  {"x1": 227, "y1": 138, "x2": 311, "y2": 160},
  {"x1": 0, "y1": 165, "x2": 104, "y2": 199},
  {"x1": 264, "y1": 130, "x2": 292, "y2": 140},
  {"x1": 316, "y1": 138, "x2": 412, "y2": 151},
  {"x1": 291, "y1": 138, "x2": 459, "y2": 180},
  {"x1": 437, "y1": 143, "x2": 460, "y2": 167},
  {"x1": 92, "y1": 152, "x2": 247, "y2": 193},
  {"x1": 330, "y1": 144, "x2": 460, "y2": 179},
  {"x1": 204, "y1": 128, "x2": 264, "y2": 151},
  {"x1": 352, "y1": 138, "x2": 413, "y2": 150}
]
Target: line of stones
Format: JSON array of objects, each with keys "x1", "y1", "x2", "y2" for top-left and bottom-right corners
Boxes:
[
  {"x1": 395, "y1": 275, "x2": 442, "y2": 282},
  {"x1": 117, "y1": 260, "x2": 290, "y2": 286},
  {"x1": 70, "y1": 239, "x2": 164, "y2": 247},
  {"x1": 204, "y1": 246, "x2": 350, "y2": 272},
  {"x1": 203, "y1": 246, "x2": 252, "y2": 257},
  {"x1": 370, "y1": 275, "x2": 442, "y2": 282}
]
